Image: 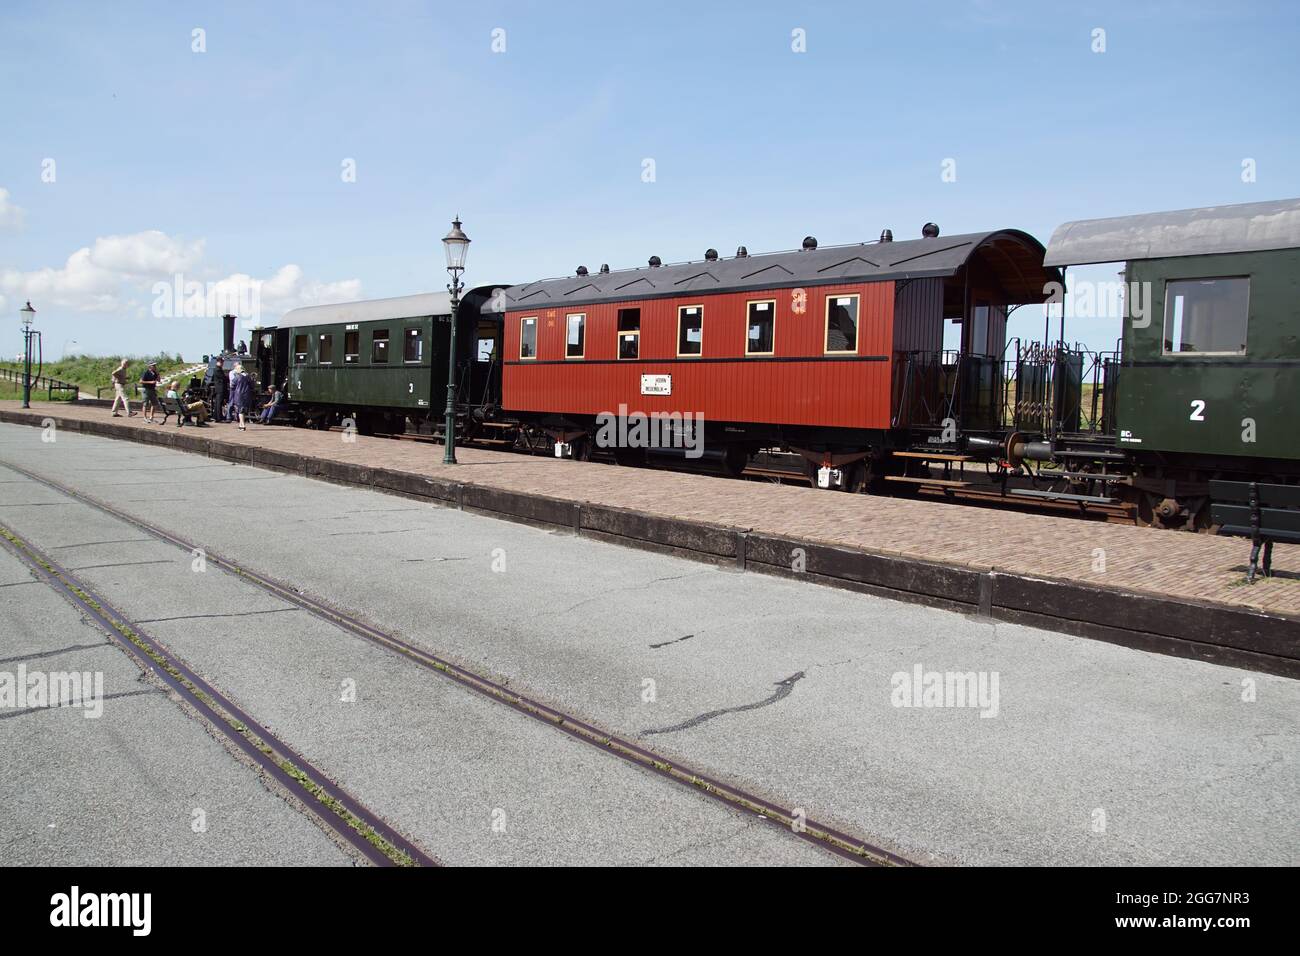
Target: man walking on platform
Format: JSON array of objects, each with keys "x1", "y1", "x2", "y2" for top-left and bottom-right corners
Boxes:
[{"x1": 110, "y1": 360, "x2": 135, "y2": 417}]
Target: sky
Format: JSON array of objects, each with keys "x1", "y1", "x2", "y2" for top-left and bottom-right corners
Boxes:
[{"x1": 1, "y1": 0, "x2": 1297, "y2": 360}]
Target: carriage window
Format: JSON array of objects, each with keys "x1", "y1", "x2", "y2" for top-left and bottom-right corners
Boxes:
[
  {"x1": 566, "y1": 313, "x2": 585, "y2": 358},
  {"x1": 520, "y1": 317, "x2": 537, "y2": 359},
  {"x1": 372, "y1": 329, "x2": 390, "y2": 363},
  {"x1": 825, "y1": 295, "x2": 859, "y2": 353},
  {"x1": 618, "y1": 308, "x2": 640, "y2": 360},
  {"x1": 319, "y1": 333, "x2": 334, "y2": 364},
  {"x1": 678, "y1": 306, "x2": 703, "y2": 356},
  {"x1": 404, "y1": 328, "x2": 423, "y2": 363},
  {"x1": 1163, "y1": 278, "x2": 1249, "y2": 355},
  {"x1": 293, "y1": 334, "x2": 308, "y2": 363},
  {"x1": 344, "y1": 329, "x2": 359, "y2": 363},
  {"x1": 747, "y1": 300, "x2": 775, "y2": 355}
]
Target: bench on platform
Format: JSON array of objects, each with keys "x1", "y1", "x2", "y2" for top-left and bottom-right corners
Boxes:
[{"x1": 1210, "y1": 480, "x2": 1300, "y2": 583}]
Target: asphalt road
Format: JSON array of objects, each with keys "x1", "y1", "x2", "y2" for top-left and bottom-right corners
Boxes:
[{"x1": 0, "y1": 421, "x2": 1296, "y2": 865}]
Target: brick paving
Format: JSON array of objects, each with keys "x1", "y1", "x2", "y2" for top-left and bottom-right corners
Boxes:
[{"x1": 5, "y1": 400, "x2": 1299, "y2": 618}]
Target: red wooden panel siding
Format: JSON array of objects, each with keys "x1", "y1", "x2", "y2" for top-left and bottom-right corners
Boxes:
[{"x1": 503, "y1": 281, "x2": 897, "y2": 429}]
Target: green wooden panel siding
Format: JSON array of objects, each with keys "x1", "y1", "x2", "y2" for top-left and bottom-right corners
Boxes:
[
  {"x1": 287, "y1": 316, "x2": 445, "y2": 412},
  {"x1": 1118, "y1": 249, "x2": 1300, "y2": 460}
]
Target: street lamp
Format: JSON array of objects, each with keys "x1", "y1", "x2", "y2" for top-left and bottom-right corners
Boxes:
[
  {"x1": 441, "y1": 217, "x2": 470, "y2": 464},
  {"x1": 19, "y1": 301, "x2": 36, "y2": 409}
]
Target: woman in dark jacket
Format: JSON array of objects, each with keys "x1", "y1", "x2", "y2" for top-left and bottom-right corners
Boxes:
[{"x1": 229, "y1": 363, "x2": 254, "y2": 431}]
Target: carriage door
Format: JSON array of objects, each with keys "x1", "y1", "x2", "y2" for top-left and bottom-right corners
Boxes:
[{"x1": 472, "y1": 320, "x2": 501, "y2": 404}]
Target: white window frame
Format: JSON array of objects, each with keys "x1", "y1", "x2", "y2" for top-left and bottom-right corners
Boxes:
[
  {"x1": 745, "y1": 299, "x2": 776, "y2": 356},
  {"x1": 824, "y1": 293, "x2": 860, "y2": 354}
]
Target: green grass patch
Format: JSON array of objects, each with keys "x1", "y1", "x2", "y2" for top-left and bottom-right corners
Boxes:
[{"x1": 0, "y1": 353, "x2": 193, "y2": 395}]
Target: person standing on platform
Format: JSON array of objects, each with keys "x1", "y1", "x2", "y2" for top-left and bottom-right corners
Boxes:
[
  {"x1": 229, "y1": 362, "x2": 253, "y2": 430},
  {"x1": 209, "y1": 358, "x2": 228, "y2": 423},
  {"x1": 140, "y1": 361, "x2": 162, "y2": 423}
]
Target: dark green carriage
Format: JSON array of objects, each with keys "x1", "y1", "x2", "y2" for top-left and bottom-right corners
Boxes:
[
  {"x1": 278, "y1": 289, "x2": 505, "y2": 434},
  {"x1": 1046, "y1": 198, "x2": 1300, "y2": 526}
]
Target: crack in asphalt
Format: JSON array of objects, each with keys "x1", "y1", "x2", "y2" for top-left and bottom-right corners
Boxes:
[
  {"x1": 641, "y1": 671, "x2": 806, "y2": 736},
  {"x1": 63, "y1": 559, "x2": 174, "y2": 572},
  {"x1": 0, "y1": 642, "x2": 110, "y2": 665},
  {"x1": 558, "y1": 569, "x2": 713, "y2": 615},
  {"x1": 51, "y1": 538, "x2": 154, "y2": 549},
  {"x1": 0, "y1": 688, "x2": 163, "y2": 721},
  {"x1": 132, "y1": 607, "x2": 300, "y2": 625},
  {"x1": 649, "y1": 634, "x2": 693, "y2": 649}
]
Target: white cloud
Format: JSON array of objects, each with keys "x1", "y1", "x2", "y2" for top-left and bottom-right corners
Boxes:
[
  {"x1": 0, "y1": 188, "x2": 25, "y2": 230},
  {"x1": 0, "y1": 230, "x2": 359, "y2": 322}
]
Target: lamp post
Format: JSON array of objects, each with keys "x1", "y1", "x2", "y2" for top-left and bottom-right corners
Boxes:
[
  {"x1": 441, "y1": 217, "x2": 470, "y2": 464},
  {"x1": 20, "y1": 301, "x2": 36, "y2": 409}
]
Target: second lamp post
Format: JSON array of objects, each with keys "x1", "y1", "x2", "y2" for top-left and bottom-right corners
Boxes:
[{"x1": 441, "y1": 218, "x2": 470, "y2": 464}]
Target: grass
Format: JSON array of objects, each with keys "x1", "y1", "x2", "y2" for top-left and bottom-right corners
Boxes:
[{"x1": 0, "y1": 353, "x2": 194, "y2": 398}]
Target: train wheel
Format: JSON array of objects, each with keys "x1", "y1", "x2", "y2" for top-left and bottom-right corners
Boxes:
[
  {"x1": 613, "y1": 446, "x2": 646, "y2": 467},
  {"x1": 722, "y1": 444, "x2": 749, "y2": 477},
  {"x1": 842, "y1": 461, "x2": 868, "y2": 494}
]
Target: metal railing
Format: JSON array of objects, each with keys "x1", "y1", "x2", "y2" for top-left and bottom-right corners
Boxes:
[
  {"x1": 892, "y1": 342, "x2": 1120, "y2": 439},
  {"x1": 0, "y1": 367, "x2": 79, "y2": 401}
]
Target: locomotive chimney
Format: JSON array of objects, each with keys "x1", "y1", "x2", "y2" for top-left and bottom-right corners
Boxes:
[
  {"x1": 222, "y1": 314, "x2": 236, "y2": 353},
  {"x1": 922, "y1": 222, "x2": 940, "y2": 238},
  {"x1": 879, "y1": 229, "x2": 893, "y2": 243}
]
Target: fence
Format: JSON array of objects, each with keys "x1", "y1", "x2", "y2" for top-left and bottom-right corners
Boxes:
[
  {"x1": 0, "y1": 367, "x2": 79, "y2": 401},
  {"x1": 892, "y1": 341, "x2": 1120, "y2": 439}
]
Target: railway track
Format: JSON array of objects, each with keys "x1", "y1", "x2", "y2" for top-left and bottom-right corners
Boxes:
[
  {"x1": 0, "y1": 520, "x2": 438, "y2": 868},
  {"x1": 361, "y1": 425, "x2": 1141, "y2": 526},
  {"x1": 1, "y1": 459, "x2": 912, "y2": 867}
]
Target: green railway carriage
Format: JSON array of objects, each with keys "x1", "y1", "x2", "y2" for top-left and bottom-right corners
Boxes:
[
  {"x1": 274, "y1": 289, "x2": 504, "y2": 434},
  {"x1": 1046, "y1": 198, "x2": 1300, "y2": 526}
]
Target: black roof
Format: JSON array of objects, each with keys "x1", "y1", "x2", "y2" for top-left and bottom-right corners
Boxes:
[{"x1": 504, "y1": 229, "x2": 1057, "y2": 310}]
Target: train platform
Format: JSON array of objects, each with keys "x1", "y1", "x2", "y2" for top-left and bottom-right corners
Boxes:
[{"x1": 2, "y1": 400, "x2": 1297, "y2": 677}]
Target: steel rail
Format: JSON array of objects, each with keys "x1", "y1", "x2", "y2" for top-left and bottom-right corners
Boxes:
[{"x1": 0, "y1": 519, "x2": 438, "y2": 868}]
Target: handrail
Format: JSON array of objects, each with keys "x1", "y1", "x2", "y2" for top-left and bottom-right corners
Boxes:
[{"x1": 0, "y1": 366, "x2": 80, "y2": 400}]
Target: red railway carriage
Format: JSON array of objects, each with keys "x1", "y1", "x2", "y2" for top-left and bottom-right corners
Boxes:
[{"x1": 500, "y1": 226, "x2": 1057, "y2": 482}]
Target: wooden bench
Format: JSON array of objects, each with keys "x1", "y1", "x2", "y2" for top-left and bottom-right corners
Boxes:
[{"x1": 1210, "y1": 480, "x2": 1300, "y2": 583}]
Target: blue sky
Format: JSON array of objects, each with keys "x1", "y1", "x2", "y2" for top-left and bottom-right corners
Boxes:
[{"x1": 1, "y1": 0, "x2": 1297, "y2": 359}]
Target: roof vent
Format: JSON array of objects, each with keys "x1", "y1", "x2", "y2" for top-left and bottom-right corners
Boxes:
[
  {"x1": 922, "y1": 222, "x2": 940, "y2": 238},
  {"x1": 704, "y1": 248, "x2": 718, "y2": 261},
  {"x1": 802, "y1": 236, "x2": 818, "y2": 251},
  {"x1": 576, "y1": 265, "x2": 588, "y2": 276},
  {"x1": 648, "y1": 255, "x2": 662, "y2": 268},
  {"x1": 735, "y1": 245, "x2": 748, "y2": 258},
  {"x1": 880, "y1": 229, "x2": 893, "y2": 243},
  {"x1": 599, "y1": 263, "x2": 610, "y2": 274}
]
